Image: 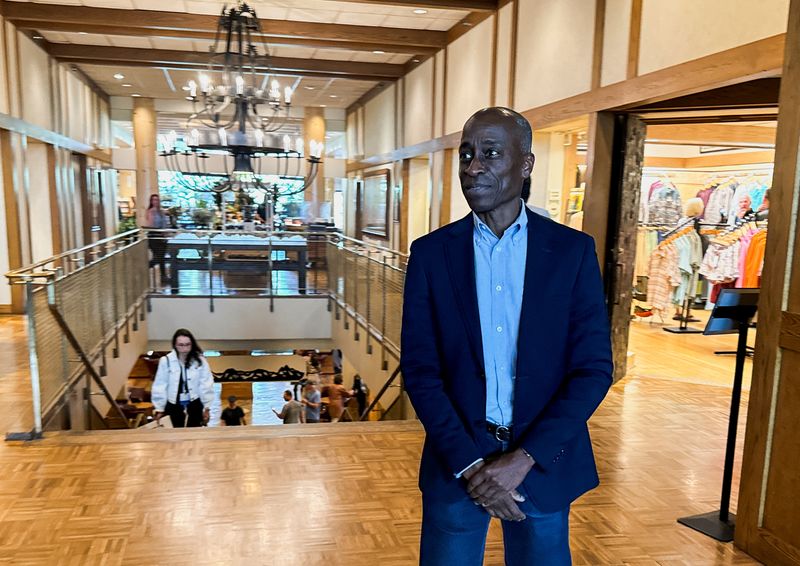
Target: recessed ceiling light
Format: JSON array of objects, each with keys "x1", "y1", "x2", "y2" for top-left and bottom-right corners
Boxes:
[
  {"x1": 131, "y1": 93, "x2": 141, "y2": 97},
  {"x1": 412, "y1": 59, "x2": 421, "y2": 63},
  {"x1": 304, "y1": 86, "x2": 315, "y2": 90},
  {"x1": 114, "y1": 73, "x2": 124, "y2": 80},
  {"x1": 413, "y1": 8, "x2": 428, "y2": 14},
  {"x1": 78, "y1": 31, "x2": 88, "y2": 35},
  {"x1": 462, "y1": 21, "x2": 473, "y2": 27},
  {"x1": 372, "y1": 50, "x2": 385, "y2": 54},
  {"x1": 181, "y1": 85, "x2": 190, "y2": 91},
  {"x1": 32, "y1": 35, "x2": 43, "y2": 40},
  {"x1": 122, "y1": 83, "x2": 132, "y2": 87},
  {"x1": 320, "y1": 104, "x2": 327, "y2": 107},
  {"x1": 329, "y1": 95, "x2": 338, "y2": 98}
]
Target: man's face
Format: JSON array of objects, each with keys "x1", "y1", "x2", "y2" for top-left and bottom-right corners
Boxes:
[
  {"x1": 284, "y1": 392, "x2": 292, "y2": 402},
  {"x1": 458, "y1": 115, "x2": 533, "y2": 214}
]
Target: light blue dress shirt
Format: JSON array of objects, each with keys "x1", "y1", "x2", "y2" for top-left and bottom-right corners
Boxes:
[{"x1": 473, "y1": 200, "x2": 528, "y2": 427}]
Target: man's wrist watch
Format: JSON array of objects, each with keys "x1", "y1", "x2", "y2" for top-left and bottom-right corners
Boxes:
[{"x1": 519, "y1": 448, "x2": 535, "y2": 464}]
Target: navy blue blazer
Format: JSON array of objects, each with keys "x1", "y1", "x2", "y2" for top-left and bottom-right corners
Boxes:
[{"x1": 400, "y1": 209, "x2": 613, "y2": 513}]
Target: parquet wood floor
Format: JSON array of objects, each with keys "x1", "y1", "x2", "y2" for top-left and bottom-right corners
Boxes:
[
  {"x1": 0, "y1": 315, "x2": 761, "y2": 565},
  {"x1": 627, "y1": 310, "x2": 754, "y2": 390}
]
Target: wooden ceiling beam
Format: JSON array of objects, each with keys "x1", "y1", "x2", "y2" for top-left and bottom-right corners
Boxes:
[
  {"x1": 59, "y1": 58, "x2": 390, "y2": 83},
  {"x1": 646, "y1": 123, "x2": 777, "y2": 147},
  {"x1": 49, "y1": 45, "x2": 404, "y2": 81},
  {"x1": 2, "y1": 2, "x2": 447, "y2": 49},
  {"x1": 13, "y1": 20, "x2": 439, "y2": 55}
]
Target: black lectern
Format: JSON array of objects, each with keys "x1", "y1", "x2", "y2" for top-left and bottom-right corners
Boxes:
[{"x1": 677, "y1": 288, "x2": 759, "y2": 542}]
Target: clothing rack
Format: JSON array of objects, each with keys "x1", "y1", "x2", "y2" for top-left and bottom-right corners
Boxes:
[
  {"x1": 664, "y1": 219, "x2": 704, "y2": 334},
  {"x1": 663, "y1": 217, "x2": 697, "y2": 238}
]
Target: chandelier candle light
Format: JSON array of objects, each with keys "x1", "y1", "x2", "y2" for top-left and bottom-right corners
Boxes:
[{"x1": 159, "y1": 1, "x2": 323, "y2": 229}]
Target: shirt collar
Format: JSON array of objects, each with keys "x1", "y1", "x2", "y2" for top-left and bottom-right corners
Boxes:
[{"x1": 473, "y1": 199, "x2": 528, "y2": 245}]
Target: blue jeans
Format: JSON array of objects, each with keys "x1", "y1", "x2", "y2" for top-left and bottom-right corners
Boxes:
[{"x1": 419, "y1": 434, "x2": 571, "y2": 565}]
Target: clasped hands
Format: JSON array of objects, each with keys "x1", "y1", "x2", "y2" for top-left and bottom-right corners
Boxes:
[{"x1": 462, "y1": 449, "x2": 535, "y2": 522}]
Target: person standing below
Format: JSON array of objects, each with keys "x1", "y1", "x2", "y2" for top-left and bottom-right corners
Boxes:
[
  {"x1": 351, "y1": 374, "x2": 369, "y2": 418},
  {"x1": 273, "y1": 390, "x2": 304, "y2": 424},
  {"x1": 145, "y1": 193, "x2": 170, "y2": 284},
  {"x1": 221, "y1": 395, "x2": 246, "y2": 426},
  {"x1": 301, "y1": 383, "x2": 322, "y2": 423},
  {"x1": 326, "y1": 375, "x2": 352, "y2": 422},
  {"x1": 152, "y1": 328, "x2": 215, "y2": 428},
  {"x1": 401, "y1": 107, "x2": 613, "y2": 565}
]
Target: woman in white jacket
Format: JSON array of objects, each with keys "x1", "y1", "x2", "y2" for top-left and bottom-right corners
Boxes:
[{"x1": 152, "y1": 328, "x2": 215, "y2": 427}]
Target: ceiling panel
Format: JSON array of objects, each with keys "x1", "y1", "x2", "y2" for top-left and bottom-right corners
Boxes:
[
  {"x1": 333, "y1": 12, "x2": 390, "y2": 26},
  {"x1": 131, "y1": 0, "x2": 187, "y2": 11},
  {"x1": 81, "y1": 0, "x2": 136, "y2": 8},
  {"x1": 179, "y1": 0, "x2": 221, "y2": 15},
  {"x1": 106, "y1": 35, "x2": 156, "y2": 48},
  {"x1": 82, "y1": 63, "x2": 378, "y2": 108},
  {"x1": 269, "y1": 45, "x2": 318, "y2": 59}
]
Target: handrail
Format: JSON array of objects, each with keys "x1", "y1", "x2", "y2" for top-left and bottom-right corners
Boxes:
[
  {"x1": 5, "y1": 229, "x2": 141, "y2": 279},
  {"x1": 360, "y1": 364, "x2": 402, "y2": 421},
  {"x1": 331, "y1": 233, "x2": 409, "y2": 259}
]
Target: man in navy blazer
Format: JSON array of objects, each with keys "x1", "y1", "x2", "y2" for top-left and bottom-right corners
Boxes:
[{"x1": 401, "y1": 107, "x2": 613, "y2": 565}]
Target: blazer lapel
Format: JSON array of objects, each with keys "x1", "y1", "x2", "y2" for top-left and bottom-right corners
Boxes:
[
  {"x1": 515, "y1": 210, "x2": 554, "y2": 378},
  {"x1": 445, "y1": 215, "x2": 485, "y2": 374}
]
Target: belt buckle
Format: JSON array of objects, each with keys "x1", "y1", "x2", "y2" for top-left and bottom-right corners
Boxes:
[{"x1": 494, "y1": 425, "x2": 510, "y2": 442}]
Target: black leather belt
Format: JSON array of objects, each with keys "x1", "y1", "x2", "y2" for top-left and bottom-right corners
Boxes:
[{"x1": 486, "y1": 421, "x2": 512, "y2": 442}]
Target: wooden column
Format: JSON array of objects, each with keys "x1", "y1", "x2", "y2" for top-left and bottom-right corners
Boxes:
[
  {"x1": 399, "y1": 159, "x2": 411, "y2": 253},
  {"x1": 304, "y1": 106, "x2": 326, "y2": 220},
  {"x1": 438, "y1": 148, "x2": 454, "y2": 228},
  {"x1": 736, "y1": 0, "x2": 800, "y2": 561},
  {"x1": 583, "y1": 112, "x2": 645, "y2": 381},
  {"x1": 582, "y1": 112, "x2": 616, "y2": 272},
  {"x1": 132, "y1": 97, "x2": 158, "y2": 227},
  {"x1": 46, "y1": 145, "x2": 63, "y2": 257},
  {"x1": 0, "y1": 130, "x2": 26, "y2": 313}
]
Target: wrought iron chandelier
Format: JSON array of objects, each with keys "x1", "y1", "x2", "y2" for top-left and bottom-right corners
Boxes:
[{"x1": 158, "y1": 1, "x2": 323, "y2": 224}]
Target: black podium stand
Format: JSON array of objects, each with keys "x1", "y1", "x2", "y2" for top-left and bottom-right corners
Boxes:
[{"x1": 677, "y1": 288, "x2": 759, "y2": 542}]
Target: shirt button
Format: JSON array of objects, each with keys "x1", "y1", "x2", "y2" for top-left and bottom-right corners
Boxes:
[
  {"x1": 495, "y1": 285, "x2": 502, "y2": 292},
  {"x1": 496, "y1": 326, "x2": 503, "y2": 333}
]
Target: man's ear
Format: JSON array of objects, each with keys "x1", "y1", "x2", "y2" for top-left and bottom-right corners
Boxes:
[{"x1": 522, "y1": 153, "x2": 535, "y2": 178}]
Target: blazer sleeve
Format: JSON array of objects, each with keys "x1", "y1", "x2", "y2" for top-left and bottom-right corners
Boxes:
[
  {"x1": 199, "y1": 357, "x2": 215, "y2": 407},
  {"x1": 518, "y1": 236, "x2": 613, "y2": 472},
  {"x1": 151, "y1": 356, "x2": 169, "y2": 412},
  {"x1": 401, "y1": 241, "x2": 483, "y2": 477}
]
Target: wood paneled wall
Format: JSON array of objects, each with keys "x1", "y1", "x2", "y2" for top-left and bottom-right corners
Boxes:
[{"x1": 736, "y1": 0, "x2": 800, "y2": 562}]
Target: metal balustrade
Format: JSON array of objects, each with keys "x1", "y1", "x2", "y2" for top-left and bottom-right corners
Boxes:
[{"x1": 6, "y1": 228, "x2": 409, "y2": 435}]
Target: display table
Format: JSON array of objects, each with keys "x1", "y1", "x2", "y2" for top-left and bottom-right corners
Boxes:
[{"x1": 166, "y1": 234, "x2": 308, "y2": 293}]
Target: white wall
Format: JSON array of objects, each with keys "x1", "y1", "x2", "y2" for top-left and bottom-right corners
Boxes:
[
  {"x1": 364, "y1": 84, "x2": 396, "y2": 156},
  {"x1": 403, "y1": 59, "x2": 435, "y2": 147},
  {"x1": 147, "y1": 297, "x2": 332, "y2": 341},
  {"x1": 638, "y1": 0, "x2": 789, "y2": 75},
  {"x1": 601, "y1": 0, "x2": 632, "y2": 86},
  {"x1": 445, "y1": 16, "x2": 494, "y2": 134},
  {"x1": 26, "y1": 143, "x2": 53, "y2": 263},
  {"x1": 18, "y1": 34, "x2": 53, "y2": 131},
  {"x1": 514, "y1": 0, "x2": 595, "y2": 110}
]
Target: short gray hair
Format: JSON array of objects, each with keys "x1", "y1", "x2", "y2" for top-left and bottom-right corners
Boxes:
[{"x1": 467, "y1": 107, "x2": 532, "y2": 153}]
